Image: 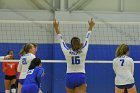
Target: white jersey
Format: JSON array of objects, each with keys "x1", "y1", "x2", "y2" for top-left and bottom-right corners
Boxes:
[
  {"x1": 58, "y1": 31, "x2": 91, "y2": 73},
  {"x1": 17, "y1": 53, "x2": 35, "y2": 79},
  {"x1": 0, "y1": 56, "x2": 5, "y2": 60},
  {"x1": 113, "y1": 55, "x2": 134, "y2": 85}
]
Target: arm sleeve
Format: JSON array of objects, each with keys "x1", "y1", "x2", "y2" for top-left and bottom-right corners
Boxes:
[
  {"x1": 57, "y1": 34, "x2": 69, "y2": 54},
  {"x1": 0, "y1": 56, "x2": 5, "y2": 60},
  {"x1": 130, "y1": 58, "x2": 134, "y2": 76},
  {"x1": 37, "y1": 68, "x2": 44, "y2": 88},
  {"x1": 82, "y1": 31, "x2": 91, "y2": 53},
  {"x1": 17, "y1": 59, "x2": 22, "y2": 72},
  {"x1": 112, "y1": 60, "x2": 116, "y2": 73}
]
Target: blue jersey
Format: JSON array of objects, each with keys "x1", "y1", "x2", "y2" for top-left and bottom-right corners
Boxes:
[{"x1": 23, "y1": 67, "x2": 44, "y2": 88}]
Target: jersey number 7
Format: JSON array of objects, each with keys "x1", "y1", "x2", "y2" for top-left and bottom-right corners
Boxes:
[
  {"x1": 72, "y1": 56, "x2": 80, "y2": 65},
  {"x1": 120, "y1": 59, "x2": 125, "y2": 66}
]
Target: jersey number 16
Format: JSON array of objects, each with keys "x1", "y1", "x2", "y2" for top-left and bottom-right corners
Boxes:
[{"x1": 72, "y1": 56, "x2": 80, "y2": 65}]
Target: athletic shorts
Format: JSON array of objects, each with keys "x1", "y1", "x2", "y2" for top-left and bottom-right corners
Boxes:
[
  {"x1": 21, "y1": 84, "x2": 39, "y2": 93},
  {"x1": 19, "y1": 79, "x2": 25, "y2": 85},
  {"x1": 5, "y1": 75, "x2": 16, "y2": 80},
  {"x1": 116, "y1": 83, "x2": 135, "y2": 89},
  {"x1": 66, "y1": 73, "x2": 86, "y2": 89}
]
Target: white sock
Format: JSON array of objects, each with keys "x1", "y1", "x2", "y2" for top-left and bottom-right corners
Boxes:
[
  {"x1": 5, "y1": 90, "x2": 10, "y2": 93},
  {"x1": 11, "y1": 88, "x2": 16, "y2": 93}
]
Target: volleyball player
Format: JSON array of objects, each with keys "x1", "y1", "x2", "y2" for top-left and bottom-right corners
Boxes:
[
  {"x1": 53, "y1": 18, "x2": 95, "y2": 93},
  {"x1": 113, "y1": 44, "x2": 137, "y2": 93},
  {"x1": 21, "y1": 58, "x2": 44, "y2": 93},
  {"x1": 2, "y1": 50, "x2": 18, "y2": 93},
  {"x1": 17, "y1": 43, "x2": 37, "y2": 93}
]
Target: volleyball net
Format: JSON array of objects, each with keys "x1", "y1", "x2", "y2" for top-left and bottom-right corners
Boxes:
[{"x1": 0, "y1": 20, "x2": 140, "y2": 93}]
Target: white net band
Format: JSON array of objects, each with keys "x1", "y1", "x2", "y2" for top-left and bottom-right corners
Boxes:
[{"x1": 0, "y1": 60, "x2": 139, "y2": 63}]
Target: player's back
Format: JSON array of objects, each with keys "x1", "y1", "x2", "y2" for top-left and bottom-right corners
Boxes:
[
  {"x1": 23, "y1": 67, "x2": 44, "y2": 87},
  {"x1": 113, "y1": 55, "x2": 134, "y2": 85},
  {"x1": 65, "y1": 49, "x2": 86, "y2": 73},
  {"x1": 58, "y1": 30, "x2": 91, "y2": 74},
  {"x1": 18, "y1": 53, "x2": 35, "y2": 79}
]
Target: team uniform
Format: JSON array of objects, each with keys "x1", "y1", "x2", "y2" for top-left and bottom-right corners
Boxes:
[
  {"x1": 0, "y1": 56, "x2": 5, "y2": 60},
  {"x1": 113, "y1": 55, "x2": 135, "y2": 89},
  {"x1": 58, "y1": 31, "x2": 91, "y2": 89},
  {"x1": 21, "y1": 67, "x2": 44, "y2": 93},
  {"x1": 17, "y1": 53, "x2": 35, "y2": 84},
  {"x1": 2, "y1": 62, "x2": 18, "y2": 80}
]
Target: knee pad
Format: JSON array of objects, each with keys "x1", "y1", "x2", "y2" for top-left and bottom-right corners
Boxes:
[
  {"x1": 11, "y1": 84, "x2": 16, "y2": 89},
  {"x1": 11, "y1": 84, "x2": 16, "y2": 93},
  {"x1": 5, "y1": 90, "x2": 10, "y2": 93}
]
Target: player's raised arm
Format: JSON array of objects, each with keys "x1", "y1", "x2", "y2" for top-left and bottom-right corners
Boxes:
[
  {"x1": 88, "y1": 18, "x2": 95, "y2": 31},
  {"x1": 53, "y1": 19, "x2": 69, "y2": 54},
  {"x1": 53, "y1": 19, "x2": 60, "y2": 34},
  {"x1": 82, "y1": 18, "x2": 95, "y2": 53},
  {"x1": 0, "y1": 55, "x2": 12, "y2": 60}
]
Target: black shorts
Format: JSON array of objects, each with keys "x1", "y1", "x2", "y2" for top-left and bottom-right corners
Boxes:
[
  {"x1": 116, "y1": 83, "x2": 135, "y2": 89},
  {"x1": 5, "y1": 75, "x2": 16, "y2": 81}
]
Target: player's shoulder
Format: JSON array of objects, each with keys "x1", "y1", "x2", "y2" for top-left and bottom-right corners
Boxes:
[
  {"x1": 28, "y1": 53, "x2": 35, "y2": 58},
  {"x1": 113, "y1": 57, "x2": 118, "y2": 62},
  {"x1": 35, "y1": 67, "x2": 44, "y2": 72},
  {"x1": 125, "y1": 56, "x2": 133, "y2": 62},
  {"x1": 35, "y1": 67, "x2": 44, "y2": 76},
  {"x1": 24, "y1": 53, "x2": 36, "y2": 59}
]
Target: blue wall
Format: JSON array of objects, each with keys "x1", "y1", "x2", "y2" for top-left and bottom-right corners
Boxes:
[{"x1": 0, "y1": 43, "x2": 140, "y2": 93}]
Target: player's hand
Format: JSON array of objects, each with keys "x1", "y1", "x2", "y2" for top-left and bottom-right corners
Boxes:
[
  {"x1": 38, "y1": 89, "x2": 43, "y2": 93},
  {"x1": 53, "y1": 19, "x2": 60, "y2": 34},
  {"x1": 4, "y1": 55, "x2": 12, "y2": 60},
  {"x1": 88, "y1": 18, "x2": 95, "y2": 31}
]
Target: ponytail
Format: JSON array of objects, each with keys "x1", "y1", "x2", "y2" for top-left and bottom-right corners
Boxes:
[
  {"x1": 116, "y1": 44, "x2": 129, "y2": 57},
  {"x1": 19, "y1": 47, "x2": 26, "y2": 56}
]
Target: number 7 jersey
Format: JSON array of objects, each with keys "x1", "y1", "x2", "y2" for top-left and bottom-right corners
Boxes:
[
  {"x1": 113, "y1": 55, "x2": 135, "y2": 85},
  {"x1": 57, "y1": 31, "x2": 91, "y2": 73}
]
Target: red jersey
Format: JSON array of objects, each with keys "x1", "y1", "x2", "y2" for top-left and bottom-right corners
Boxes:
[{"x1": 2, "y1": 62, "x2": 18, "y2": 76}]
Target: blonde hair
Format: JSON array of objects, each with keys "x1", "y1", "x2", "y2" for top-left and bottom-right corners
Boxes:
[
  {"x1": 116, "y1": 44, "x2": 129, "y2": 57},
  {"x1": 20, "y1": 43, "x2": 37, "y2": 56}
]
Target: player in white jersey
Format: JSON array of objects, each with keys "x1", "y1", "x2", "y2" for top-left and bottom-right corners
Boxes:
[
  {"x1": 53, "y1": 18, "x2": 95, "y2": 93},
  {"x1": 17, "y1": 43, "x2": 37, "y2": 93},
  {"x1": 113, "y1": 44, "x2": 137, "y2": 93}
]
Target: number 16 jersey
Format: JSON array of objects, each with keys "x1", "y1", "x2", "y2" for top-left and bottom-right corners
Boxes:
[{"x1": 58, "y1": 31, "x2": 91, "y2": 73}]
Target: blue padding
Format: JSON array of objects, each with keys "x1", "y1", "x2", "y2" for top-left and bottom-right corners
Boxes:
[{"x1": 0, "y1": 43, "x2": 140, "y2": 93}]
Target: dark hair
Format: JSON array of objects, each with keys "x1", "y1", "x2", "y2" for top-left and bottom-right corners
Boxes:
[
  {"x1": 20, "y1": 43, "x2": 37, "y2": 55},
  {"x1": 7, "y1": 50, "x2": 13, "y2": 55},
  {"x1": 71, "y1": 37, "x2": 82, "y2": 53},
  {"x1": 116, "y1": 44, "x2": 129, "y2": 57},
  {"x1": 7, "y1": 50, "x2": 14, "y2": 59},
  {"x1": 28, "y1": 58, "x2": 41, "y2": 70}
]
